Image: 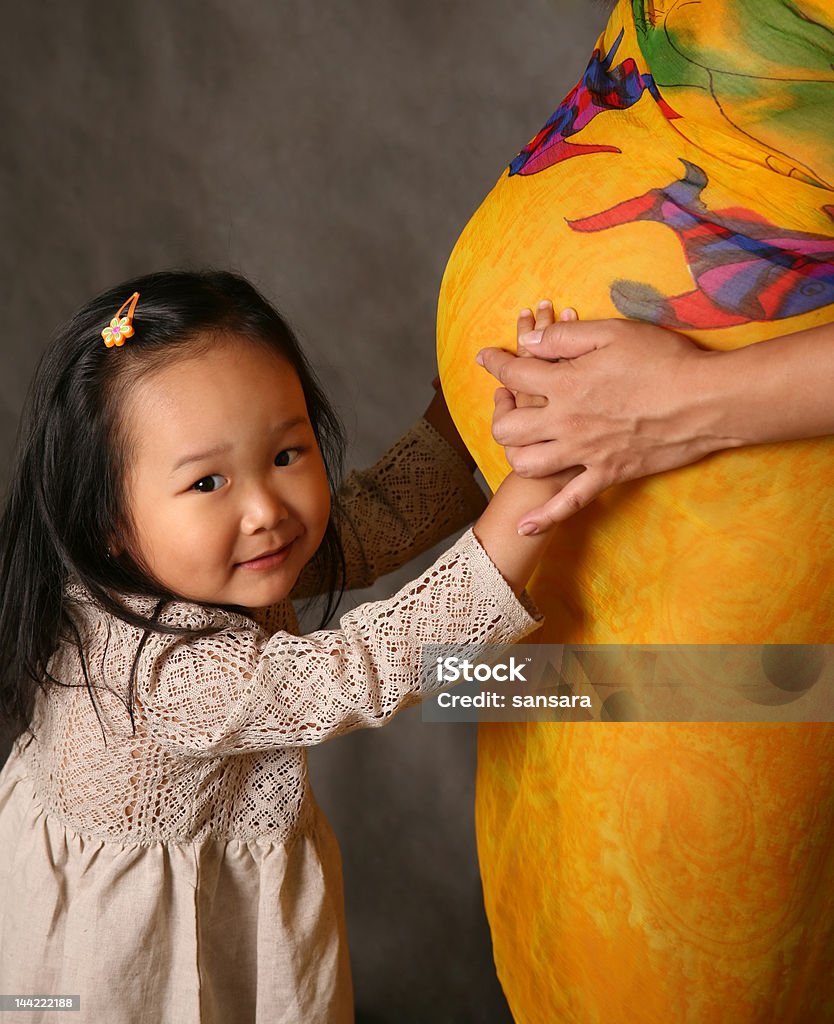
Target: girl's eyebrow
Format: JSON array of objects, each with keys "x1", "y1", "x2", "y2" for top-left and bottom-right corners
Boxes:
[
  {"x1": 169, "y1": 416, "x2": 309, "y2": 474},
  {"x1": 170, "y1": 442, "x2": 232, "y2": 474}
]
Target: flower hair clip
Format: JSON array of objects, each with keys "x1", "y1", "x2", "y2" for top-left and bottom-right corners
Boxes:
[{"x1": 101, "y1": 292, "x2": 140, "y2": 348}]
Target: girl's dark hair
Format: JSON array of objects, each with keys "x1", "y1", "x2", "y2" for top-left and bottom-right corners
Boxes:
[{"x1": 0, "y1": 270, "x2": 346, "y2": 746}]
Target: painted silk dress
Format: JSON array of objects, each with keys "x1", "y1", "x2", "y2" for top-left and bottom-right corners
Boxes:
[{"x1": 437, "y1": 1, "x2": 834, "y2": 1021}]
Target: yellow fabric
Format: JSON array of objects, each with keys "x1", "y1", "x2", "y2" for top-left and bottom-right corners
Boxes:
[{"x1": 437, "y1": 0, "x2": 834, "y2": 1019}]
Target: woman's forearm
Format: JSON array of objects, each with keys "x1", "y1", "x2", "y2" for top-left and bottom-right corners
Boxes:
[{"x1": 701, "y1": 319, "x2": 834, "y2": 446}]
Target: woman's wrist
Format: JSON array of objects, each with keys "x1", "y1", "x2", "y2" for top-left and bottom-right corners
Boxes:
[
  {"x1": 686, "y1": 348, "x2": 752, "y2": 452},
  {"x1": 696, "y1": 322, "x2": 834, "y2": 447}
]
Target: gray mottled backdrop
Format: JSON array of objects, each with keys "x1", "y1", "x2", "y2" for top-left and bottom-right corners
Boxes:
[{"x1": 0, "y1": 2, "x2": 607, "y2": 1020}]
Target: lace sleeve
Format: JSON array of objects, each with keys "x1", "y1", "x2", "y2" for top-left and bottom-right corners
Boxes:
[
  {"x1": 291, "y1": 417, "x2": 487, "y2": 598},
  {"x1": 137, "y1": 529, "x2": 541, "y2": 758}
]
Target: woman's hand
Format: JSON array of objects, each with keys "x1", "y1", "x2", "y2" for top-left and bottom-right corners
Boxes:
[{"x1": 477, "y1": 311, "x2": 738, "y2": 532}]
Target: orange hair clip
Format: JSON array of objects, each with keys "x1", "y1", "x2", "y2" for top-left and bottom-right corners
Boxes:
[{"x1": 101, "y1": 292, "x2": 140, "y2": 348}]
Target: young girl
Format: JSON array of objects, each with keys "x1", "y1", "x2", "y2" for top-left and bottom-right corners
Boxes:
[{"x1": 0, "y1": 270, "x2": 562, "y2": 1024}]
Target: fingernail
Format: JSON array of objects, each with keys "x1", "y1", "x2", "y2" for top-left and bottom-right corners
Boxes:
[
  {"x1": 559, "y1": 307, "x2": 578, "y2": 321},
  {"x1": 519, "y1": 307, "x2": 533, "y2": 318},
  {"x1": 523, "y1": 330, "x2": 544, "y2": 345},
  {"x1": 475, "y1": 350, "x2": 485, "y2": 366},
  {"x1": 537, "y1": 299, "x2": 552, "y2": 310},
  {"x1": 518, "y1": 523, "x2": 539, "y2": 536}
]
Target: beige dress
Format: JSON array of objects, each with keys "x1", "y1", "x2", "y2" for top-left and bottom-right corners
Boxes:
[{"x1": 0, "y1": 419, "x2": 542, "y2": 1024}]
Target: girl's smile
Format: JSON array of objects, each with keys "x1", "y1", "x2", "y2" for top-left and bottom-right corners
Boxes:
[
  {"x1": 115, "y1": 335, "x2": 332, "y2": 611},
  {"x1": 235, "y1": 539, "x2": 296, "y2": 571}
]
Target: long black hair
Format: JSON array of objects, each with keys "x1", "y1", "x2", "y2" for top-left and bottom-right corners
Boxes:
[{"x1": 0, "y1": 269, "x2": 347, "y2": 745}]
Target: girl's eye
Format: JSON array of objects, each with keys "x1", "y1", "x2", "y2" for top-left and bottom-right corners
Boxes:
[
  {"x1": 275, "y1": 448, "x2": 301, "y2": 468},
  {"x1": 191, "y1": 473, "x2": 226, "y2": 493}
]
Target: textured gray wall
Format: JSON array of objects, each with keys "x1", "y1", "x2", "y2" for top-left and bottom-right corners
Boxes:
[{"x1": 0, "y1": 2, "x2": 608, "y2": 1020}]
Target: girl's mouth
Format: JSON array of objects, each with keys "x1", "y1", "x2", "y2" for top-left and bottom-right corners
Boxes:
[{"x1": 236, "y1": 541, "x2": 294, "y2": 571}]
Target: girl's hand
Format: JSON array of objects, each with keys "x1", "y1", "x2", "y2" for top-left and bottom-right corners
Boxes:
[
  {"x1": 513, "y1": 299, "x2": 575, "y2": 410},
  {"x1": 477, "y1": 313, "x2": 732, "y2": 533}
]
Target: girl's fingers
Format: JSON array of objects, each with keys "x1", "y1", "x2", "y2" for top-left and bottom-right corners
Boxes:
[
  {"x1": 519, "y1": 300, "x2": 556, "y2": 358},
  {"x1": 517, "y1": 302, "x2": 556, "y2": 381},
  {"x1": 516, "y1": 301, "x2": 574, "y2": 351},
  {"x1": 534, "y1": 299, "x2": 556, "y2": 330},
  {"x1": 516, "y1": 308, "x2": 535, "y2": 350}
]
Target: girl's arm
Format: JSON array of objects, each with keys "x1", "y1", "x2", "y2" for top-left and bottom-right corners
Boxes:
[
  {"x1": 478, "y1": 310, "x2": 834, "y2": 532},
  {"x1": 135, "y1": 468, "x2": 567, "y2": 759},
  {"x1": 422, "y1": 378, "x2": 476, "y2": 471},
  {"x1": 290, "y1": 409, "x2": 486, "y2": 599}
]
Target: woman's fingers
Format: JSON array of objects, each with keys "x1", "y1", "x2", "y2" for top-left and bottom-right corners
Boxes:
[
  {"x1": 492, "y1": 386, "x2": 517, "y2": 418},
  {"x1": 477, "y1": 346, "x2": 558, "y2": 394},
  {"x1": 517, "y1": 317, "x2": 606, "y2": 360},
  {"x1": 504, "y1": 440, "x2": 579, "y2": 477},
  {"x1": 477, "y1": 316, "x2": 601, "y2": 390},
  {"x1": 493, "y1": 388, "x2": 584, "y2": 477},
  {"x1": 517, "y1": 467, "x2": 606, "y2": 532},
  {"x1": 491, "y1": 394, "x2": 545, "y2": 441}
]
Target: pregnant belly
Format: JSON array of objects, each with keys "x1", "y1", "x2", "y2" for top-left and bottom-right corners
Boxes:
[
  {"x1": 437, "y1": 160, "x2": 834, "y2": 644},
  {"x1": 438, "y1": 173, "x2": 834, "y2": 1016}
]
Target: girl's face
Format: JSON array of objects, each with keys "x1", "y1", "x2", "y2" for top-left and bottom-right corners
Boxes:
[{"x1": 116, "y1": 335, "x2": 332, "y2": 611}]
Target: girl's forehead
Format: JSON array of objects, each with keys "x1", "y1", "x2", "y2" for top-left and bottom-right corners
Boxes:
[
  {"x1": 122, "y1": 338, "x2": 308, "y2": 449},
  {"x1": 143, "y1": 336, "x2": 302, "y2": 396}
]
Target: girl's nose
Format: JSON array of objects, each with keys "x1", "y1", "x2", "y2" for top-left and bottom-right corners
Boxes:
[{"x1": 240, "y1": 483, "x2": 290, "y2": 534}]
